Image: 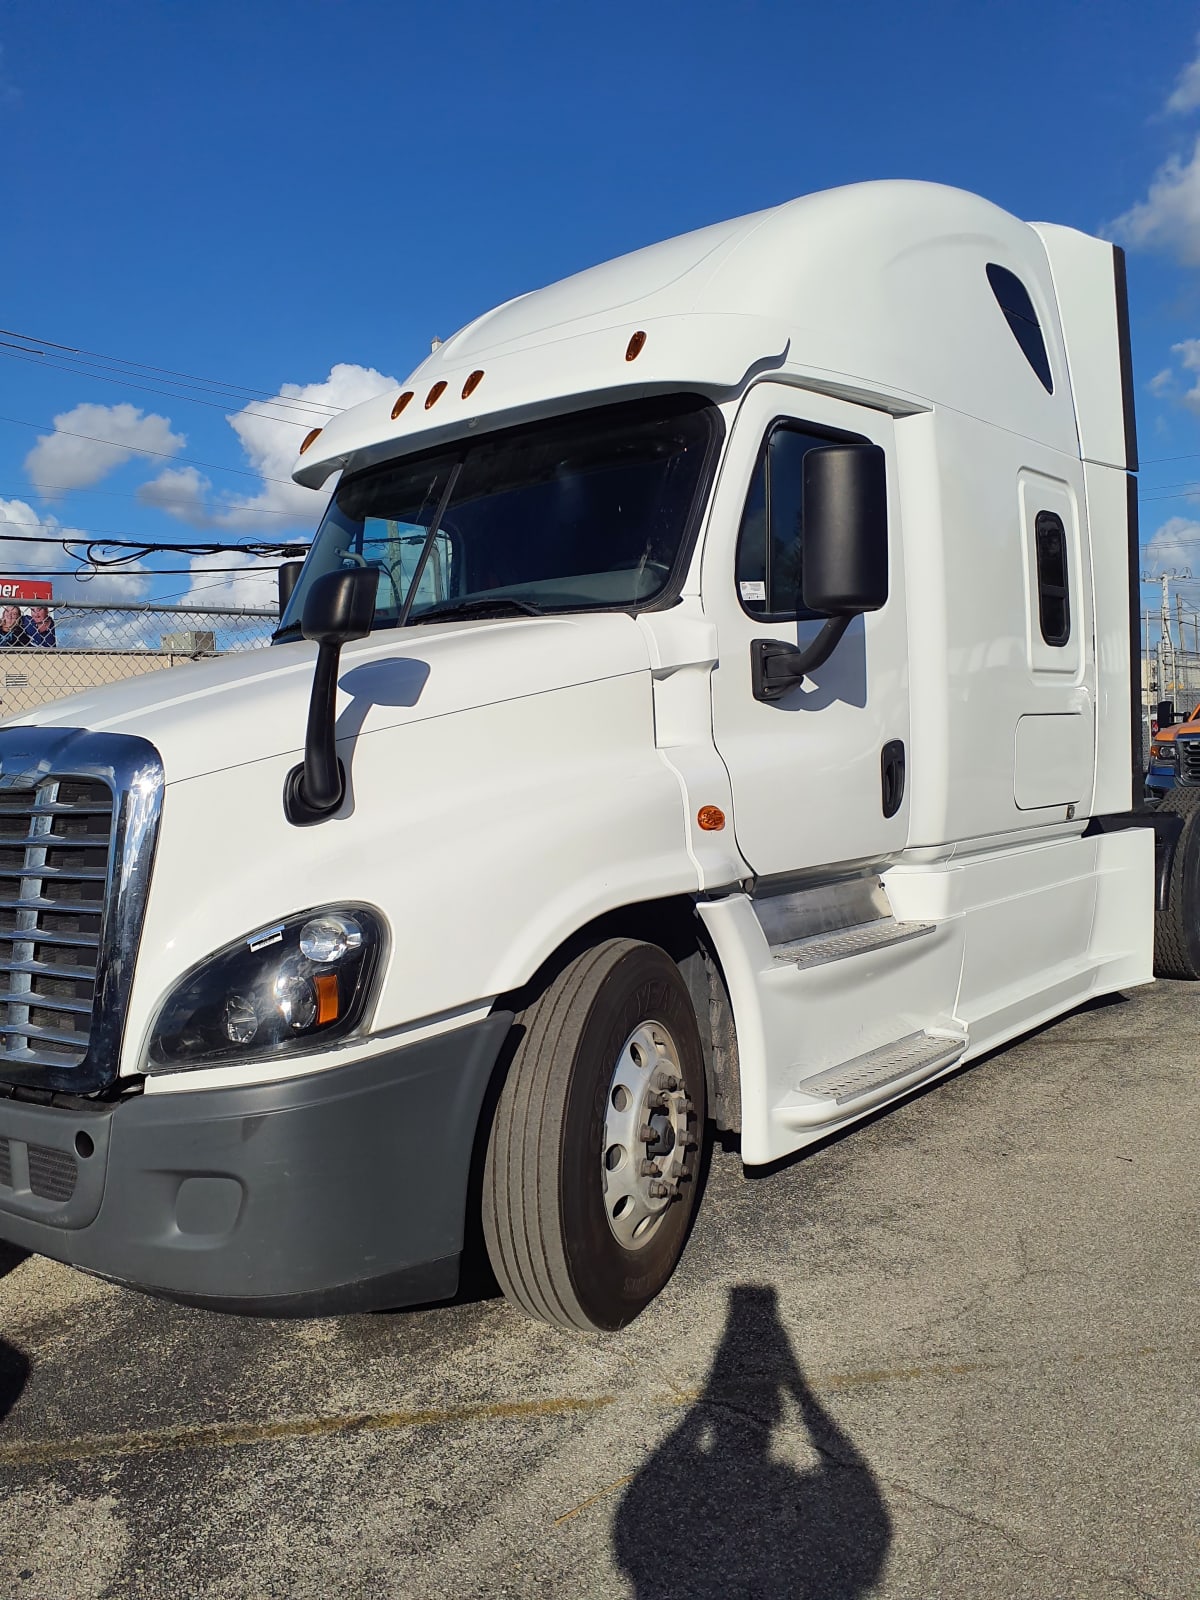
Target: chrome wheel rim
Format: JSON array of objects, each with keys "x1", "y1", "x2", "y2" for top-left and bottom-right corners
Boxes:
[{"x1": 601, "y1": 1020, "x2": 695, "y2": 1250}]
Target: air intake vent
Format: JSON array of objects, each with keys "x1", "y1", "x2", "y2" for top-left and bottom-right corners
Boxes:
[
  {"x1": 0, "y1": 776, "x2": 112, "y2": 1075},
  {"x1": 1177, "y1": 736, "x2": 1200, "y2": 787}
]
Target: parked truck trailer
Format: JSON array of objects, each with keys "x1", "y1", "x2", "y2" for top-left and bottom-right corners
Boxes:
[{"x1": 0, "y1": 181, "x2": 1194, "y2": 1331}]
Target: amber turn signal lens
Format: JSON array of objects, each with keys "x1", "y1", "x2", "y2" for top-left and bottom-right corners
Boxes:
[
  {"x1": 425, "y1": 381, "x2": 447, "y2": 409},
  {"x1": 697, "y1": 806, "x2": 726, "y2": 831},
  {"x1": 299, "y1": 427, "x2": 322, "y2": 454},
  {"x1": 313, "y1": 972, "x2": 340, "y2": 1026},
  {"x1": 462, "y1": 369, "x2": 484, "y2": 399},
  {"x1": 625, "y1": 330, "x2": 647, "y2": 362},
  {"x1": 391, "y1": 390, "x2": 414, "y2": 420}
]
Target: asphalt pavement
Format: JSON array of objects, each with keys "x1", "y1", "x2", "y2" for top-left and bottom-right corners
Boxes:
[{"x1": 0, "y1": 979, "x2": 1196, "y2": 1599}]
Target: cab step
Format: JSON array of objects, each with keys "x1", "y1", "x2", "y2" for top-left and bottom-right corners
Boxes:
[
  {"x1": 795, "y1": 1030, "x2": 967, "y2": 1106},
  {"x1": 771, "y1": 918, "x2": 935, "y2": 971}
]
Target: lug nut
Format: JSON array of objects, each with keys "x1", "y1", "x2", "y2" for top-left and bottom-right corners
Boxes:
[
  {"x1": 648, "y1": 1180, "x2": 672, "y2": 1199},
  {"x1": 638, "y1": 1124, "x2": 656, "y2": 1144},
  {"x1": 653, "y1": 1072, "x2": 679, "y2": 1092},
  {"x1": 640, "y1": 1159, "x2": 662, "y2": 1177}
]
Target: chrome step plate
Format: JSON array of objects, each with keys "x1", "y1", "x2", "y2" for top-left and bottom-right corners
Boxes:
[
  {"x1": 797, "y1": 1031, "x2": 966, "y2": 1105},
  {"x1": 772, "y1": 919, "x2": 935, "y2": 971}
]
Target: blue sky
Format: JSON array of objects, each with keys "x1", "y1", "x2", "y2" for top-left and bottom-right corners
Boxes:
[{"x1": 4, "y1": 0, "x2": 1200, "y2": 633}]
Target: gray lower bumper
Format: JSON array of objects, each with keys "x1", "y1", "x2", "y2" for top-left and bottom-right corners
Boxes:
[{"x1": 0, "y1": 1013, "x2": 512, "y2": 1315}]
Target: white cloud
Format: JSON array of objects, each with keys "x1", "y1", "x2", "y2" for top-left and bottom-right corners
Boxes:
[
  {"x1": 0, "y1": 497, "x2": 151, "y2": 606},
  {"x1": 1166, "y1": 41, "x2": 1200, "y2": 115},
  {"x1": 1144, "y1": 515, "x2": 1200, "y2": 576},
  {"x1": 1111, "y1": 137, "x2": 1200, "y2": 263},
  {"x1": 138, "y1": 364, "x2": 399, "y2": 533},
  {"x1": 215, "y1": 363, "x2": 398, "y2": 530},
  {"x1": 135, "y1": 465, "x2": 212, "y2": 524},
  {"x1": 1149, "y1": 367, "x2": 1175, "y2": 397},
  {"x1": 24, "y1": 403, "x2": 185, "y2": 497},
  {"x1": 174, "y1": 550, "x2": 280, "y2": 615}
]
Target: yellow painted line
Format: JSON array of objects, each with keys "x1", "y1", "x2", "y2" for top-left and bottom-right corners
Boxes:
[
  {"x1": 0, "y1": 1393, "x2": 616, "y2": 1469},
  {"x1": 0, "y1": 1342, "x2": 1182, "y2": 1472}
]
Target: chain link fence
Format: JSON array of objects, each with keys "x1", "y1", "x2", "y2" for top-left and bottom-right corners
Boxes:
[{"x1": 0, "y1": 602, "x2": 278, "y2": 722}]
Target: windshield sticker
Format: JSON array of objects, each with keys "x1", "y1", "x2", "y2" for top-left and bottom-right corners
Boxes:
[{"x1": 740, "y1": 581, "x2": 766, "y2": 602}]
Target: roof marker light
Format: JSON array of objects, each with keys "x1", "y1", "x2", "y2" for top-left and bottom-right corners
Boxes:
[
  {"x1": 425, "y1": 381, "x2": 447, "y2": 410},
  {"x1": 391, "y1": 390, "x2": 414, "y2": 420},
  {"x1": 697, "y1": 806, "x2": 726, "y2": 831},
  {"x1": 299, "y1": 427, "x2": 322, "y2": 455},
  {"x1": 625, "y1": 331, "x2": 647, "y2": 362},
  {"x1": 462, "y1": 369, "x2": 484, "y2": 399}
]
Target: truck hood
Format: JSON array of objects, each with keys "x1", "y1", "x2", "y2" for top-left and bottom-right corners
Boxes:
[{"x1": 5, "y1": 613, "x2": 653, "y2": 785}]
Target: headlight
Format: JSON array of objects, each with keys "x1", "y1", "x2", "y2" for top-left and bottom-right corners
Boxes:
[
  {"x1": 146, "y1": 905, "x2": 384, "y2": 1073},
  {"x1": 1151, "y1": 742, "x2": 1177, "y2": 762}
]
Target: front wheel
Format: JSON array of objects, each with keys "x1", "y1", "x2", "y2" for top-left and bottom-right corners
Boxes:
[{"x1": 482, "y1": 938, "x2": 707, "y2": 1332}]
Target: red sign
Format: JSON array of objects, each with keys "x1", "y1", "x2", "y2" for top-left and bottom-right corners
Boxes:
[{"x1": 0, "y1": 580, "x2": 52, "y2": 602}]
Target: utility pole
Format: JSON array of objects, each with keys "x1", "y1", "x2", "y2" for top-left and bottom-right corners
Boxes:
[{"x1": 1142, "y1": 569, "x2": 1193, "y2": 709}]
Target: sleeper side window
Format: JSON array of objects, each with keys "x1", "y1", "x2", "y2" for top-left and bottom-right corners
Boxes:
[
  {"x1": 986, "y1": 263, "x2": 1053, "y2": 394},
  {"x1": 734, "y1": 426, "x2": 832, "y2": 621},
  {"x1": 1034, "y1": 510, "x2": 1070, "y2": 646}
]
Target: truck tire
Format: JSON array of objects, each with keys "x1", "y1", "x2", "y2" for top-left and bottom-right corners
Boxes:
[
  {"x1": 1154, "y1": 785, "x2": 1200, "y2": 979},
  {"x1": 482, "y1": 938, "x2": 707, "y2": 1332}
]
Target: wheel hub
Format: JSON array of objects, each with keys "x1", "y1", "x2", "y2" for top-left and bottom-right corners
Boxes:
[{"x1": 601, "y1": 1021, "x2": 695, "y2": 1249}]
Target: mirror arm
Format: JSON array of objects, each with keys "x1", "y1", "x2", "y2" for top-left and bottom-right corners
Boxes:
[
  {"x1": 751, "y1": 615, "x2": 851, "y2": 704},
  {"x1": 283, "y1": 640, "x2": 346, "y2": 824}
]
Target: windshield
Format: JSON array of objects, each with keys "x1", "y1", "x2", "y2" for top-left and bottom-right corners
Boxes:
[{"x1": 277, "y1": 395, "x2": 719, "y2": 636}]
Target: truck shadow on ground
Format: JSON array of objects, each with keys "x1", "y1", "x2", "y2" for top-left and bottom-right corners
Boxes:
[
  {"x1": 0, "y1": 1242, "x2": 27, "y2": 1283},
  {"x1": 613, "y1": 1284, "x2": 890, "y2": 1600},
  {"x1": 0, "y1": 1336, "x2": 28, "y2": 1424}
]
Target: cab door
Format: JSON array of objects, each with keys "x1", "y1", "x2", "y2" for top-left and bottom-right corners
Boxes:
[{"x1": 704, "y1": 384, "x2": 910, "y2": 880}]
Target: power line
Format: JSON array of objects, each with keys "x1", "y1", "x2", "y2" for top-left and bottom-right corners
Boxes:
[
  {"x1": 0, "y1": 565, "x2": 289, "y2": 577},
  {"x1": 0, "y1": 510, "x2": 312, "y2": 544},
  {"x1": 0, "y1": 327, "x2": 343, "y2": 420},
  {"x1": 0, "y1": 481, "x2": 315, "y2": 518},
  {"x1": 0, "y1": 412, "x2": 306, "y2": 485},
  {"x1": 0, "y1": 345, "x2": 329, "y2": 430}
]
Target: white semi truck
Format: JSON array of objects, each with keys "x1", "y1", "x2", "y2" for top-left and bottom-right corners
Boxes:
[{"x1": 0, "y1": 181, "x2": 1193, "y2": 1332}]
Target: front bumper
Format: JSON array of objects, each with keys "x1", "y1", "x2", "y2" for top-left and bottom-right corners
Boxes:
[
  {"x1": 0, "y1": 1013, "x2": 512, "y2": 1315},
  {"x1": 1145, "y1": 763, "x2": 1176, "y2": 797}
]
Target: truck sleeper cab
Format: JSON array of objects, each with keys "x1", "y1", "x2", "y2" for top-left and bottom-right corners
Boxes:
[{"x1": 0, "y1": 181, "x2": 1193, "y2": 1332}]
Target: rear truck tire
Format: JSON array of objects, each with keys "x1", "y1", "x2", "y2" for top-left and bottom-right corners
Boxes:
[
  {"x1": 1154, "y1": 785, "x2": 1200, "y2": 979},
  {"x1": 482, "y1": 938, "x2": 707, "y2": 1333}
]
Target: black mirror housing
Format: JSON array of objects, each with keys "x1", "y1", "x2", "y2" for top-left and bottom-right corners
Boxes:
[
  {"x1": 802, "y1": 444, "x2": 889, "y2": 616},
  {"x1": 302, "y1": 567, "x2": 379, "y2": 646},
  {"x1": 277, "y1": 560, "x2": 305, "y2": 617},
  {"x1": 1157, "y1": 699, "x2": 1176, "y2": 730}
]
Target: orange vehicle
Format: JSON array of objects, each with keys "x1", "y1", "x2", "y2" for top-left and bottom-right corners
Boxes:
[{"x1": 1147, "y1": 702, "x2": 1200, "y2": 795}]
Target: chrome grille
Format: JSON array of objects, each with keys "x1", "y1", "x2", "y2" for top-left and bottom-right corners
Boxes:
[
  {"x1": 0, "y1": 777, "x2": 112, "y2": 1073},
  {"x1": 1176, "y1": 736, "x2": 1200, "y2": 786}
]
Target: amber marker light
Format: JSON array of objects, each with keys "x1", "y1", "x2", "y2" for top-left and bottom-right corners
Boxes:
[
  {"x1": 697, "y1": 806, "x2": 726, "y2": 831},
  {"x1": 461, "y1": 369, "x2": 484, "y2": 399},
  {"x1": 313, "y1": 972, "x2": 340, "y2": 1026},
  {"x1": 299, "y1": 427, "x2": 322, "y2": 454},
  {"x1": 425, "y1": 380, "x2": 448, "y2": 409},
  {"x1": 391, "y1": 390, "x2": 414, "y2": 420},
  {"x1": 625, "y1": 330, "x2": 647, "y2": 362}
]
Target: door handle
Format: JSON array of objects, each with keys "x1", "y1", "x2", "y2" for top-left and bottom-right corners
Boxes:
[{"x1": 881, "y1": 740, "x2": 905, "y2": 818}]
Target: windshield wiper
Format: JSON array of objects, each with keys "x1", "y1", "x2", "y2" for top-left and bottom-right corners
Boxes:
[{"x1": 408, "y1": 596, "x2": 545, "y2": 625}]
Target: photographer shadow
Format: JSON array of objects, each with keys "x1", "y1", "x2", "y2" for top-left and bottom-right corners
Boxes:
[{"x1": 614, "y1": 1285, "x2": 890, "y2": 1599}]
